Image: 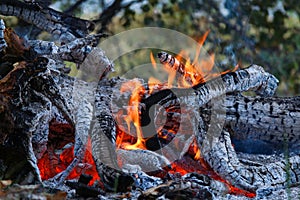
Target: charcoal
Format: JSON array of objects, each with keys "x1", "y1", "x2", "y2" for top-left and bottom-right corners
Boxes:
[
  {"x1": 66, "y1": 180, "x2": 104, "y2": 198},
  {"x1": 78, "y1": 174, "x2": 93, "y2": 185}
]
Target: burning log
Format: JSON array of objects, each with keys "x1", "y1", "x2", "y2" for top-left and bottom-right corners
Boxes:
[
  {"x1": 91, "y1": 77, "x2": 135, "y2": 192},
  {"x1": 153, "y1": 50, "x2": 300, "y2": 193},
  {"x1": 1, "y1": 3, "x2": 300, "y2": 199},
  {"x1": 138, "y1": 64, "x2": 278, "y2": 151},
  {"x1": 144, "y1": 55, "x2": 300, "y2": 193},
  {"x1": 90, "y1": 63, "x2": 280, "y2": 194}
]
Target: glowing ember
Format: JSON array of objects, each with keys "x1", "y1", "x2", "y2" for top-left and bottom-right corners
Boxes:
[
  {"x1": 169, "y1": 143, "x2": 256, "y2": 198},
  {"x1": 36, "y1": 31, "x2": 252, "y2": 197},
  {"x1": 37, "y1": 121, "x2": 100, "y2": 185},
  {"x1": 114, "y1": 31, "x2": 253, "y2": 197}
]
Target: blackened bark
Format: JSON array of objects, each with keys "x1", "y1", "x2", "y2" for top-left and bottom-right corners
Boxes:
[{"x1": 0, "y1": 0, "x2": 94, "y2": 42}]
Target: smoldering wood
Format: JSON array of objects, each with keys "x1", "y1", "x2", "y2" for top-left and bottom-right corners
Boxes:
[
  {"x1": 143, "y1": 65, "x2": 300, "y2": 193},
  {"x1": 141, "y1": 64, "x2": 278, "y2": 112},
  {"x1": 89, "y1": 64, "x2": 284, "y2": 194},
  {"x1": 0, "y1": 19, "x2": 112, "y2": 190},
  {"x1": 117, "y1": 149, "x2": 171, "y2": 172},
  {"x1": 225, "y1": 95, "x2": 300, "y2": 148},
  {"x1": 197, "y1": 94, "x2": 300, "y2": 192},
  {"x1": 1, "y1": 4, "x2": 300, "y2": 199},
  {"x1": 139, "y1": 65, "x2": 278, "y2": 151},
  {"x1": 91, "y1": 77, "x2": 136, "y2": 192}
]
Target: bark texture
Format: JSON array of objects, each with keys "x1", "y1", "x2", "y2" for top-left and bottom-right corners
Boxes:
[
  {"x1": 1, "y1": 2, "x2": 300, "y2": 199},
  {"x1": 0, "y1": 0, "x2": 94, "y2": 42}
]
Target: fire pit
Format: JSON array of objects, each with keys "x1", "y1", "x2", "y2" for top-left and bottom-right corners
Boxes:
[{"x1": 0, "y1": 2, "x2": 300, "y2": 199}]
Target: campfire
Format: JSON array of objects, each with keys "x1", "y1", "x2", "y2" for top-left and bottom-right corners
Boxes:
[
  {"x1": 107, "y1": 37, "x2": 257, "y2": 197},
  {"x1": 1, "y1": 2, "x2": 300, "y2": 199}
]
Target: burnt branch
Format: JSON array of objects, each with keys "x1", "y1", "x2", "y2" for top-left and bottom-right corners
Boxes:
[
  {"x1": 18, "y1": 1, "x2": 52, "y2": 39},
  {"x1": 64, "y1": 0, "x2": 88, "y2": 15},
  {"x1": 0, "y1": 19, "x2": 6, "y2": 53},
  {"x1": 0, "y1": 0, "x2": 94, "y2": 42},
  {"x1": 0, "y1": 22, "x2": 112, "y2": 188},
  {"x1": 198, "y1": 127, "x2": 300, "y2": 192},
  {"x1": 197, "y1": 94, "x2": 300, "y2": 192},
  {"x1": 225, "y1": 95, "x2": 300, "y2": 146},
  {"x1": 29, "y1": 33, "x2": 108, "y2": 64},
  {"x1": 140, "y1": 65, "x2": 279, "y2": 148},
  {"x1": 1, "y1": 6, "x2": 300, "y2": 199},
  {"x1": 92, "y1": 78, "x2": 135, "y2": 192},
  {"x1": 90, "y1": 65, "x2": 280, "y2": 193}
]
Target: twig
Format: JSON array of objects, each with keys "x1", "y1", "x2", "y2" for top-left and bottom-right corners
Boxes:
[
  {"x1": 94, "y1": 0, "x2": 139, "y2": 33},
  {"x1": 64, "y1": 0, "x2": 88, "y2": 15}
]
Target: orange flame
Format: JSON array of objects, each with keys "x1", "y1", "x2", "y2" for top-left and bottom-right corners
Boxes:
[
  {"x1": 35, "y1": 31, "x2": 249, "y2": 197},
  {"x1": 157, "y1": 30, "x2": 238, "y2": 88},
  {"x1": 192, "y1": 30, "x2": 210, "y2": 66},
  {"x1": 148, "y1": 77, "x2": 162, "y2": 94},
  {"x1": 115, "y1": 31, "x2": 251, "y2": 197},
  {"x1": 119, "y1": 79, "x2": 147, "y2": 150},
  {"x1": 150, "y1": 52, "x2": 157, "y2": 70},
  {"x1": 117, "y1": 31, "x2": 238, "y2": 151}
]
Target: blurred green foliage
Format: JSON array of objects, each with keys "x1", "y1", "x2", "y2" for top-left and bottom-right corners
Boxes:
[
  {"x1": 3, "y1": 0, "x2": 300, "y2": 95},
  {"x1": 107, "y1": 0, "x2": 300, "y2": 95}
]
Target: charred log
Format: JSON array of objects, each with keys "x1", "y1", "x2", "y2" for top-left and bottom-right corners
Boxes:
[
  {"x1": 225, "y1": 95, "x2": 300, "y2": 150},
  {"x1": 197, "y1": 94, "x2": 300, "y2": 192},
  {"x1": 0, "y1": 0, "x2": 94, "y2": 42},
  {"x1": 0, "y1": 20, "x2": 111, "y2": 188},
  {"x1": 92, "y1": 77, "x2": 135, "y2": 192},
  {"x1": 140, "y1": 65, "x2": 278, "y2": 151},
  {"x1": 66, "y1": 174, "x2": 104, "y2": 197},
  {"x1": 0, "y1": 19, "x2": 6, "y2": 54},
  {"x1": 1, "y1": 3, "x2": 300, "y2": 199}
]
